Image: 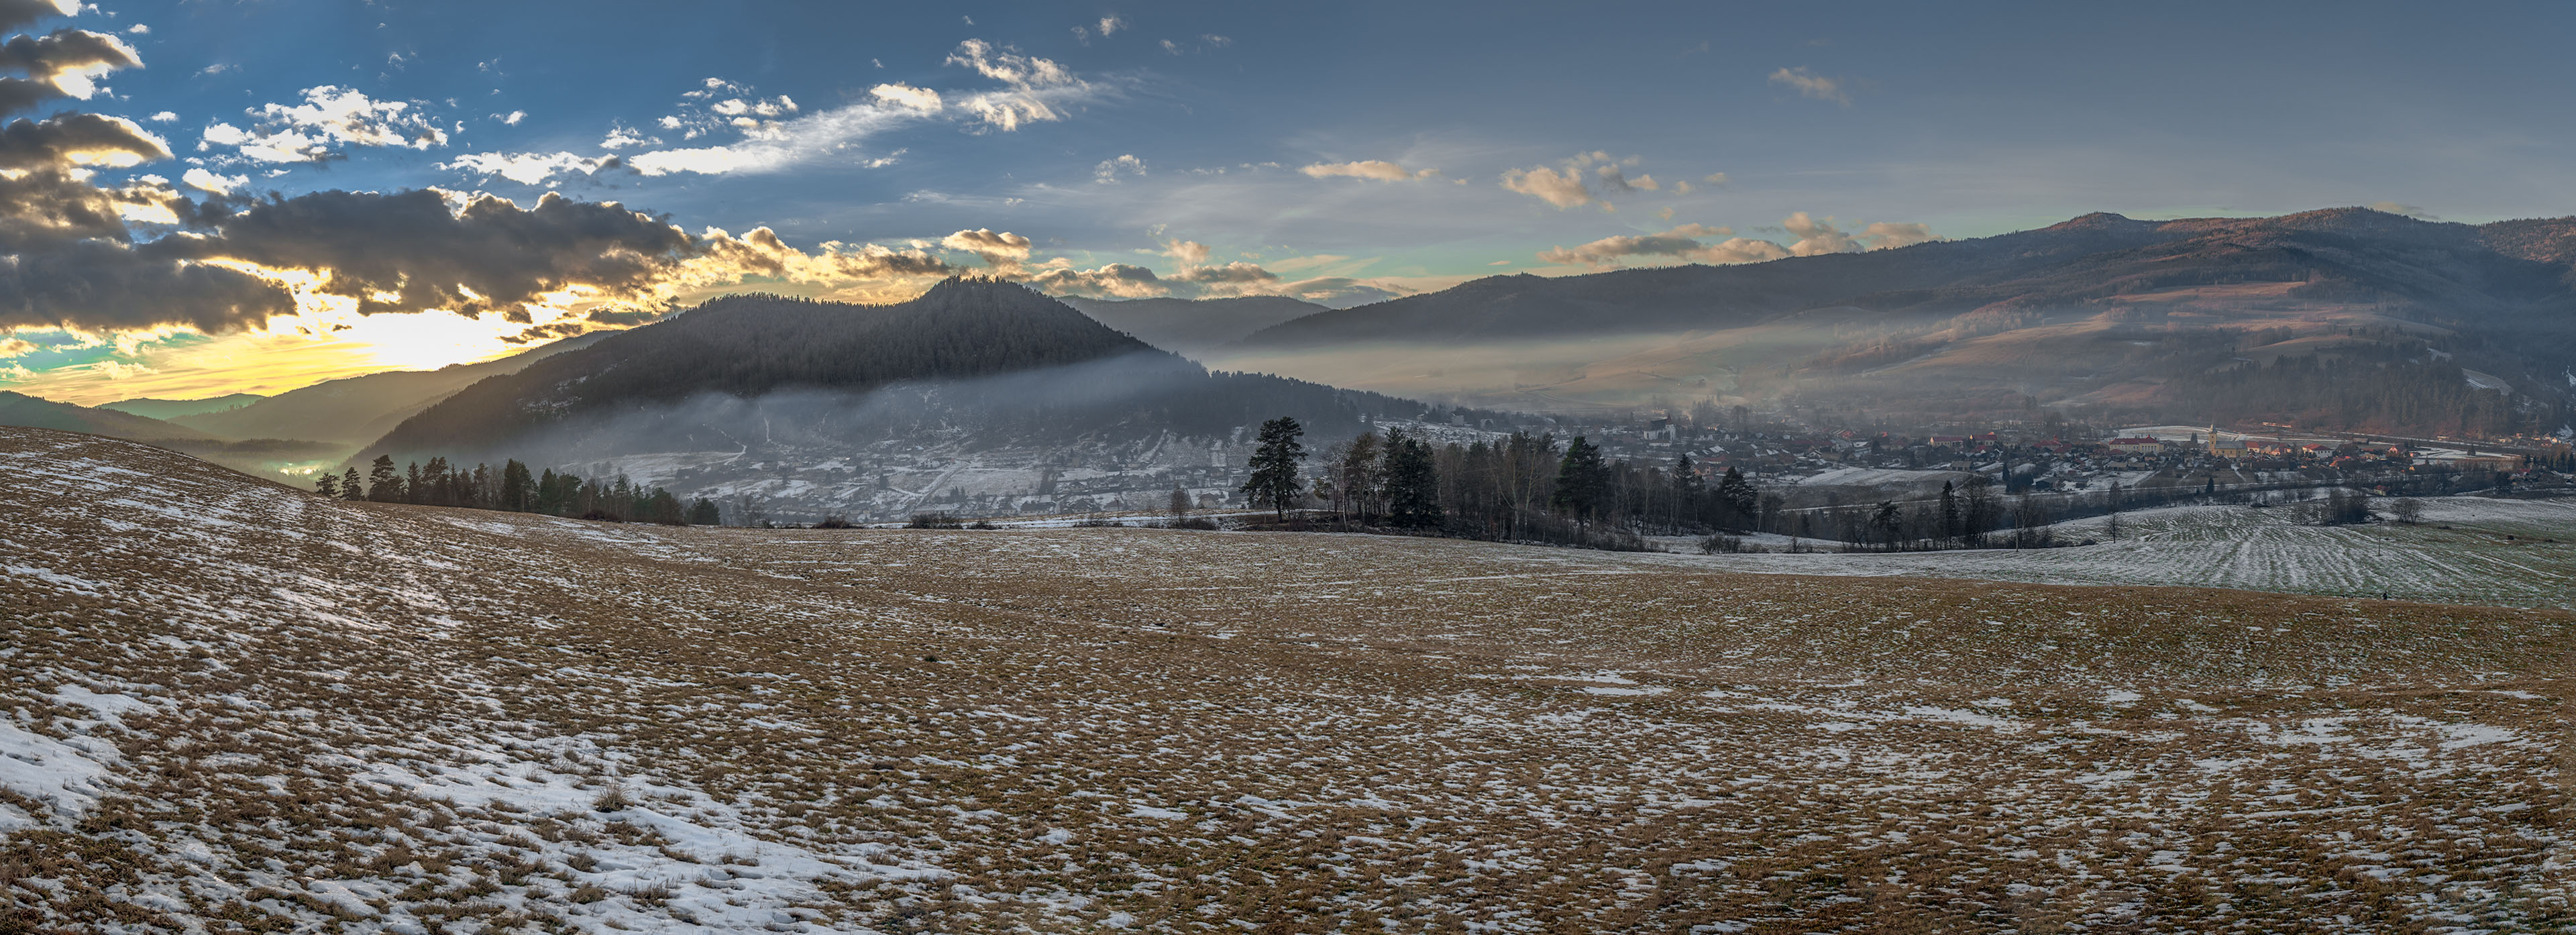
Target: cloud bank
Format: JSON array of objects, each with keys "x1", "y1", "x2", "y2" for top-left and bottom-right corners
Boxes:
[{"x1": 1537, "y1": 214, "x2": 1938, "y2": 268}]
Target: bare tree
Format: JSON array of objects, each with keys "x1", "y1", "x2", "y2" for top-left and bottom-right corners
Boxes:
[{"x1": 2390, "y1": 497, "x2": 2424, "y2": 525}]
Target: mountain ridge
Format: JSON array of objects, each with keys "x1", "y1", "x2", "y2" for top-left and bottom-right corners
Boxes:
[{"x1": 362, "y1": 278, "x2": 1430, "y2": 465}]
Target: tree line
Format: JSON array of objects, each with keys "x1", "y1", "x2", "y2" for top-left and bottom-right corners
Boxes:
[
  {"x1": 1236, "y1": 417, "x2": 1765, "y2": 549},
  {"x1": 312, "y1": 454, "x2": 718, "y2": 525}
]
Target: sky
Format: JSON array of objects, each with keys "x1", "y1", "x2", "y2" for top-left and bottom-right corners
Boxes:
[{"x1": 5, "y1": 0, "x2": 2576, "y2": 404}]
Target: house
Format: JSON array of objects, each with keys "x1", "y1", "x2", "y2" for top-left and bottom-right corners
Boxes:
[{"x1": 2106, "y1": 437, "x2": 2163, "y2": 455}]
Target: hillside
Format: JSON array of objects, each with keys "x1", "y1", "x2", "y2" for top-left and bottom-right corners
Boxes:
[
  {"x1": 97, "y1": 393, "x2": 266, "y2": 421},
  {"x1": 1057, "y1": 294, "x2": 1330, "y2": 356},
  {"x1": 0, "y1": 390, "x2": 212, "y2": 441},
  {"x1": 175, "y1": 331, "x2": 612, "y2": 445},
  {"x1": 360, "y1": 281, "x2": 1429, "y2": 506},
  {"x1": 1218, "y1": 209, "x2": 2576, "y2": 430},
  {"x1": 7, "y1": 425, "x2": 2573, "y2": 932}
]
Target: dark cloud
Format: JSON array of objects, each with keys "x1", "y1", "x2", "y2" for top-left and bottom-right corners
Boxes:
[
  {"x1": 0, "y1": 0, "x2": 72, "y2": 35},
  {"x1": 1172, "y1": 261, "x2": 1277, "y2": 284},
  {"x1": 0, "y1": 237, "x2": 295, "y2": 333},
  {"x1": 0, "y1": 111, "x2": 168, "y2": 170},
  {"x1": 1026, "y1": 262, "x2": 1161, "y2": 298},
  {"x1": 584, "y1": 307, "x2": 663, "y2": 326},
  {"x1": 160, "y1": 189, "x2": 697, "y2": 322},
  {"x1": 0, "y1": 6, "x2": 965, "y2": 346},
  {"x1": 500, "y1": 321, "x2": 589, "y2": 344}
]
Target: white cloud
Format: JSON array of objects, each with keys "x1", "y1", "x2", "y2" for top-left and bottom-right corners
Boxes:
[
  {"x1": 498, "y1": 109, "x2": 525, "y2": 125},
  {"x1": 1501, "y1": 152, "x2": 1657, "y2": 210},
  {"x1": 1094, "y1": 153, "x2": 1146, "y2": 184},
  {"x1": 93, "y1": 359, "x2": 154, "y2": 380},
  {"x1": 600, "y1": 124, "x2": 648, "y2": 149},
  {"x1": 180, "y1": 167, "x2": 246, "y2": 194},
  {"x1": 1299, "y1": 160, "x2": 1438, "y2": 182},
  {"x1": 1097, "y1": 15, "x2": 1124, "y2": 36},
  {"x1": 1028, "y1": 262, "x2": 1165, "y2": 298},
  {"x1": 1501, "y1": 164, "x2": 1593, "y2": 209},
  {"x1": 945, "y1": 39, "x2": 1092, "y2": 131},
  {"x1": 127, "y1": 24, "x2": 149, "y2": 34},
  {"x1": 1769, "y1": 66, "x2": 1851, "y2": 105},
  {"x1": 203, "y1": 85, "x2": 447, "y2": 163},
  {"x1": 1529, "y1": 215, "x2": 1933, "y2": 269},
  {"x1": 1778, "y1": 213, "x2": 1941, "y2": 256},
  {"x1": 0, "y1": 338, "x2": 36, "y2": 358},
  {"x1": 1538, "y1": 223, "x2": 1754, "y2": 266},
  {"x1": 1161, "y1": 239, "x2": 1209, "y2": 264},
  {"x1": 625, "y1": 92, "x2": 920, "y2": 176},
  {"x1": 147, "y1": 110, "x2": 174, "y2": 121},
  {"x1": 445, "y1": 151, "x2": 620, "y2": 186},
  {"x1": 1781, "y1": 212, "x2": 1935, "y2": 254},
  {"x1": 940, "y1": 228, "x2": 1032, "y2": 266},
  {"x1": 868, "y1": 82, "x2": 943, "y2": 113}
]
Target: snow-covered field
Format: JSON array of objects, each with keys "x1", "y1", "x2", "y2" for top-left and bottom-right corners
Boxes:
[
  {"x1": 5, "y1": 426, "x2": 2575, "y2": 933},
  {"x1": 1670, "y1": 498, "x2": 2576, "y2": 610}
]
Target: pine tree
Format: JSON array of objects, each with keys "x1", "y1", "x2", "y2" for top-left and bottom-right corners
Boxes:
[
  {"x1": 340, "y1": 468, "x2": 364, "y2": 501},
  {"x1": 1381, "y1": 429, "x2": 1442, "y2": 528},
  {"x1": 1550, "y1": 436, "x2": 1609, "y2": 521},
  {"x1": 500, "y1": 460, "x2": 535, "y2": 512},
  {"x1": 1240, "y1": 416, "x2": 1307, "y2": 519},
  {"x1": 1715, "y1": 466, "x2": 1757, "y2": 530},
  {"x1": 366, "y1": 455, "x2": 400, "y2": 502},
  {"x1": 1672, "y1": 453, "x2": 1703, "y2": 531},
  {"x1": 313, "y1": 473, "x2": 339, "y2": 498},
  {"x1": 687, "y1": 496, "x2": 722, "y2": 525}
]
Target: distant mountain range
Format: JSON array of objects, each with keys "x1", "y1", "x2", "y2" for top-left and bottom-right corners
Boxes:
[
  {"x1": 1057, "y1": 295, "x2": 1329, "y2": 357},
  {"x1": 0, "y1": 391, "x2": 211, "y2": 442},
  {"x1": 1216, "y1": 207, "x2": 2576, "y2": 434},
  {"x1": 98, "y1": 393, "x2": 266, "y2": 421},
  {"x1": 168, "y1": 331, "x2": 610, "y2": 445}
]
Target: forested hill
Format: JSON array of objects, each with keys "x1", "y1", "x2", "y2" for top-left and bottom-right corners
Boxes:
[
  {"x1": 1239, "y1": 209, "x2": 2576, "y2": 349},
  {"x1": 362, "y1": 278, "x2": 1431, "y2": 463}
]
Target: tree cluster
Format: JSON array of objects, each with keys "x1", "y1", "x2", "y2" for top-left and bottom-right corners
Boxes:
[
  {"x1": 1236, "y1": 418, "x2": 1777, "y2": 549},
  {"x1": 314, "y1": 454, "x2": 714, "y2": 525}
]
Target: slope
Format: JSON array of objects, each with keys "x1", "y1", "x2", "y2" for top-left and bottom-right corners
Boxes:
[
  {"x1": 363, "y1": 278, "x2": 1421, "y2": 466},
  {"x1": 5, "y1": 425, "x2": 2573, "y2": 933},
  {"x1": 0, "y1": 390, "x2": 213, "y2": 441},
  {"x1": 1057, "y1": 294, "x2": 1330, "y2": 356},
  {"x1": 174, "y1": 330, "x2": 611, "y2": 444},
  {"x1": 96, "y1": 393, "x2": 266, "y2": 421}
]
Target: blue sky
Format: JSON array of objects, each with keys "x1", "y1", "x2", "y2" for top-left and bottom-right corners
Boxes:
[{"x1": 6, "y1": 0, "x2": 2576, "y2": 401}]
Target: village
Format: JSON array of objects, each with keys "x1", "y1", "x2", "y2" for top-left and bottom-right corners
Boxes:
[{"x1": 594, "y1": 404, "x2": 2571, "y2": 526}]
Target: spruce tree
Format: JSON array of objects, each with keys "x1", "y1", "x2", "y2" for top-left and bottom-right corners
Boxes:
[
  {"x1": 687, "y1": 496, "x2": 722, "y2": 525},
  {"x1": 340, "y1": 468, "x2": 364, "y2": 500},
  {"x1": 1550, "y1": 436, "x2": 1609, "y2": 521},
  {"x1": 1239, "y1": 416, "x2": 1307, "y2": 519},
  {"x1": 366, "y1": 455, "x2": 400, "y2": 502},
  {"x1": 1715, "y1": 466, "x2": 1756, "y2": 529},
  {"x1": 500, "y1": 460, "x2": 535, "y2": 512},
  {"x1": 314, "y1": 473, "x2": 339, "y2": 498},
  {"x1": 1381, "y1": 430, "x2": 1442, "y2": 528}
]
